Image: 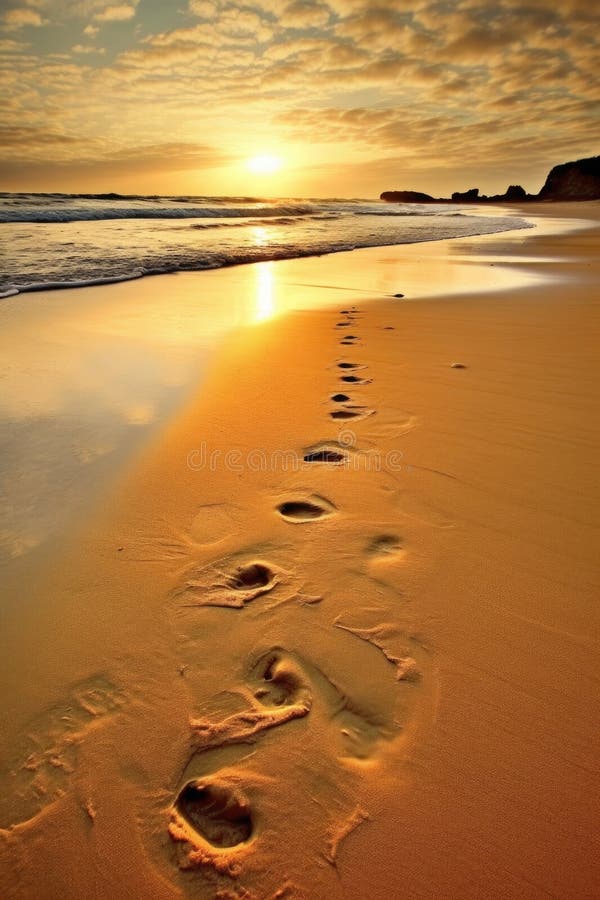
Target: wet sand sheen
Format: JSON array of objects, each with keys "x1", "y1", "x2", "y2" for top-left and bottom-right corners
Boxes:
[{"x1": 1, "y1": 203, "x2": 599, "y2": 899}]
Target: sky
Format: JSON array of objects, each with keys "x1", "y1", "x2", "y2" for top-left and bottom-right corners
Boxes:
[{"x1": 0, "y1": 0, "x2": 598, "y2": 197}]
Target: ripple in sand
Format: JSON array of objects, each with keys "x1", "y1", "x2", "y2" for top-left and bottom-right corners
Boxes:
[{"x1": 0, "y1": 675, "x2": 124, "y2": 827}]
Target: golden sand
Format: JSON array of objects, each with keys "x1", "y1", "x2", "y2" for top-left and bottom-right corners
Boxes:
[{"x1": 1, "y1": 203, "x2": 599, "y2": 899}]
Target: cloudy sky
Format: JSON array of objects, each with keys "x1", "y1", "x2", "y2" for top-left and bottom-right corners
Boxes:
[{"x1": 1, "y1": 0, "x2": 598, "y2": 197}]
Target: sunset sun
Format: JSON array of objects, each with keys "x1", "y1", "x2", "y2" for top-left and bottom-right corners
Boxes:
[{"x1": 246, "y1": 154, "x2": 282, "y2": 175}]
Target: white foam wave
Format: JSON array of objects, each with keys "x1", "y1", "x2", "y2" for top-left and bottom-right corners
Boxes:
[
  {"x1": 2, "y1": 217, "x2": 533, "y2": 297},
  {"x1": 0, "y1": 202, "x2": 319, "y2": 224},
  {"x1": 1, "y1": 271, "x2": 145, "y2": 297}
]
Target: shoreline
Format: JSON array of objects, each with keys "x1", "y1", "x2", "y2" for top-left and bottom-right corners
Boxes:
[
  {"x1": 1, "y1": 204, "x2": 599, "y2": 898},
  {"x1": 0, "y1": 200, "x2": 600, "y2": 300},
  {"x1": 3, "y1": 199, "x2": 595, "y2": 301}
]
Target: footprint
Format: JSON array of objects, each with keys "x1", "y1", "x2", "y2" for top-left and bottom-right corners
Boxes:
[
  {"x1": 168, "y1": 650, "x2": 315, "y2": 871},
  {"x1": 330, "y1": 407, "x2": 374, "y2": 421},
  {"x1": 188, "y1": 643, "x2": 400, "y2": 767},
  {"x1": 167, "y1": 628, "x2": 430, "y2": 879},
  {"x1": 331, "y1": 393, "x2": 350, "y2": 403},
  {"x1": 184, "y1": 649, "x2": 314, "y2": 760},
  {"x1": 250, "y1": 646, "x2": 401, "y2": 761},
  {"x1": 174, "y1": 779, "x2": 253, "y2": 849},
  {"x1": 367, "y1": 534, "x2": 403, "y2": 556},
  {"x1": 276, "y1": 494, "x2": 336, "y2": 522},
  {"x1": 337, "y1": 362, "x2": 360, "y2": 370},
  {"x1": 0, "y1": 675, "x2": 124, "y2": 827},
  {"x1": 336, "y1": 322, "x2": 351, "y2": 327},
  {"x1": 303, "y1": 445, "x2": 349, "y2": 464},
  {"x1": 249, "y1": 648, "x2": 313, "y2": 710},
  {"x1": 231, "y1": 563, "x2": 273, "y2": 590},
  {"x1": 340, "y1": 375, "x2": 371, "y2": 385},
  {"x1": 177, "y1": 557, "x2": 281, "y2": 609}
]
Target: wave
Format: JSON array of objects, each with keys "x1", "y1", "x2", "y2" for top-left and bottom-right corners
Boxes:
[
  {"x1": 0, "y1": 191, "x2": 266, "y2": 203},
  {"x1": 186, "y1": 215, "x2": 308, "y2": 230},
  {"x1": 0, "y1": 201, "x2": 320, "y2": 224},
  {"x1": 0, "y1": 192, "x2": 456, "y2": 225},
  {"x1": 0, "y1": 271, "x2": 145, "y2": 298},
  {"x1": 1, "y1": 218, "x2": 533, "y2": 298}
]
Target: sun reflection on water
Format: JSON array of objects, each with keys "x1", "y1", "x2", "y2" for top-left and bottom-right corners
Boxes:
[{"x1": 252, "y1": 225, "x2": 270, "y2": 246}]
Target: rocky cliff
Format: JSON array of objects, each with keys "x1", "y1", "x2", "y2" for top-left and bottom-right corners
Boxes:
[
  {"x1": 380, "y1": 155, "x2": 599, "y2": 203},
  {"x1": 538, "y1": 156, "x2": 600, "y2": 200}
]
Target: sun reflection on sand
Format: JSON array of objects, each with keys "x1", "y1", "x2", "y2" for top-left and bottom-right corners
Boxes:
[{"x1": 254, "y1": 263, "x2": 275, "y2": 322}]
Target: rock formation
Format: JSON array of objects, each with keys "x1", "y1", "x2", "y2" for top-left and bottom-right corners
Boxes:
[
  {"x1": 538, "y1": 156, "x2": 600, "y2": 200},
  {"x1": 380, "y1": 190, "x2": 435, "y2": 202},
  {"x1": 451, "y1": 188, "x2": 479, "y2": 201},
  {"x1": 380, "y1": 155, "x2": 599, "y2": 204},
  {"x1": 503, "y1": 184, "x2": 527, "y2": 201}
]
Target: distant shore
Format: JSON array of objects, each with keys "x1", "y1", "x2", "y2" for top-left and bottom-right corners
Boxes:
[{"x1": 381, "y1": 153, "x2": 600, "y2": 204}]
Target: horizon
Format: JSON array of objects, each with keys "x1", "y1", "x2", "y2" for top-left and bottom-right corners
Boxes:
[
  {"x1": 0, "y1": 153, "x2": 585, "y2": 201},
  {"x1": 1, "y1": 1, "x2": 598, "y2": 197}
]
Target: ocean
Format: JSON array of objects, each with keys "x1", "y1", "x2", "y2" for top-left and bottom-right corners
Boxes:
[{"x1": 0, "y1": 192, "x2": 532, "y2": 298}]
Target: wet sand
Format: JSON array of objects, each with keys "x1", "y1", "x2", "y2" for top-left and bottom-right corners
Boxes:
[{"x1": 1, "y1": 202, "x2": 599, "y2": 899}]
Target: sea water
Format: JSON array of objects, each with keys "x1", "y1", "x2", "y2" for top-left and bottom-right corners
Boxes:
[{"x1": 0, "y1": 192, "x2": 531, "y2": 297}]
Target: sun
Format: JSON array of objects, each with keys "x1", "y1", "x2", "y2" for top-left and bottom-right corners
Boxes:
[{"x1": 246, "y1": 154, "x2": 282, "y2": 175}]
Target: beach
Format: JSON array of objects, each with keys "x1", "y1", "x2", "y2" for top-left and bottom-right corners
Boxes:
[{"x1": 1, "y1": 202, "x2": 599, "y2": 899}]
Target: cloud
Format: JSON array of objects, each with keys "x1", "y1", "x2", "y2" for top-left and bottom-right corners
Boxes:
[
  {"x1": 83, "y1": 24, "x2": 99, "y2": 36},
  {"x1": 217, "y1": 7, "x2": 273, "y2": 41},
  {"x1": 279, "y1": 1, "x2": 332, "y2": 28},
  {"x1": 9, "y1": 0, "x2": 140, "y2": 20},
  {"x1": 441, "y1": 25, "x2": 521, "y2": 62},
  {"x1": 72, "y1": 43, "x2": 105, "y2": 53},
  {"x1": 0, "y1": 138, "x2": 234, "y2": 185},
  {"x1": 0, "y1": 125, "x2": 84, "y2": 149},
  {"x1": 118, "y1": 41, "x2": 210, "y2": 66},
  {"x1": 141, "y1": 23, "x2": 212, "y2": 46},
  {"x1": 0, "y1": 37, "x2": 29, "y2": 51},
  {"x1": 2, "y1": 7, "x2": 45, "y2": 30},
  {"x1": 188, "y1": 0, "x2": 216, "y2": 17},
  {"x1": 93, "y1": 4, "x2": 137, "y2": 22},
  {"x1": 325, "y1": 41, "x2": 368, "y2": 66},
  {"x1": 107, "y1": 141, "x2": 233, "y2": 169}
]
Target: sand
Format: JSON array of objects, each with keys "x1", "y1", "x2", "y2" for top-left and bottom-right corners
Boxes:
[{"x1": 0, "y1": 202, "x2": 599, "y2": 899}]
